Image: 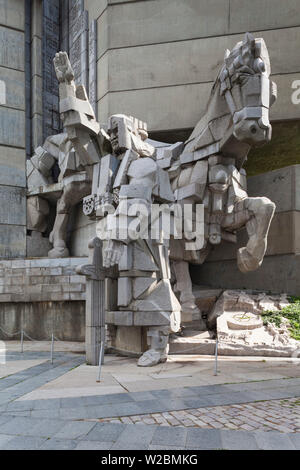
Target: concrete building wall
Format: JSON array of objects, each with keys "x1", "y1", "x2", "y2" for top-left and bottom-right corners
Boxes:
[
  {"x1": 191, "y1": 165, "x2": 300, "y2": 295},
  {"x1": 84, "y1": 0, "x2": 300, "y2": 135},
  {"x1": 0, "y1": 0, "x2": 27, "y2": 258}
]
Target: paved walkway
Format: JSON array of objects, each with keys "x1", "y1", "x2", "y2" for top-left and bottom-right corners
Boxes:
[{"x1": 0, "y1": 346, "x2": 299, "y2": 449}]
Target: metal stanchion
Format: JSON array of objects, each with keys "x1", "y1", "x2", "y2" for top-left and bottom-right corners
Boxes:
[
  {"x1": 20, "y1": 329, "x2": 24, "y2": 353},
  {"x1": 214, "y1": 338, "x2": 219, "y2": 376},
  {"x1": 96, "y1": 341, "x2": 104, "y2": 383},
  {"x1": 50, "y1": 333, "x2": 54, "y2": 364}
]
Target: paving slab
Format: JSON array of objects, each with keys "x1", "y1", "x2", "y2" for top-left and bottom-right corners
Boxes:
[
  {"x1": 83, "y1": 422, "x2": 126, "y2": 442},
  {"x1": 254, "y1": 431, "x2": 296, "y2": 450},
  {"x1": 288, "y1": 433, "x2": 300, "y2": 449},
  {"x1": 111, "y1": 424, "x2": 156, "y2": 450},
  {"x1": 186, "y1": 428, "x2": 222, "y2": 450},
  {"x1": 0, "y1": 416, "x2": 39, "y2": 436},
  {"x1": 0, "y1": 434, "x2": 15, "y2": 449},
  {"x1": 151, "y1": 426, "x2": 187, "y2": 447},
  {"x1": 1, "y1": 436, "x2": 47, "y2": 450},
  {"x1": 55, "y1": 421, "x2": 97, "y2": 440},
  {"x1": 75, "y1": 440, "x2": 115, "y2": 450},
  {"x1": 39, "y1": 438, "x2": 78, "y2": 450},
  {"x1": 220, "y1": 430, "x2": 259, "y2": 450}
]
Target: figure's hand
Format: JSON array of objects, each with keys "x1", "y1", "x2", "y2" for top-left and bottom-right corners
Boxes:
[
  {"x1": 103, "y1": 240, "x2": 124, "y2": 268},
  {"x1": 53, "y1": 51, "x2": 74, "y2": 83}
]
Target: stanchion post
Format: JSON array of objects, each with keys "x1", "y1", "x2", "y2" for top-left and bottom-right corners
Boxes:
[
  {"x1": 96, "y1": 341, "x2": 104, "y2": 383},
  {"x1": 50, "y1": 333, "x2": 54, "y2": 364},
  {"x1": 214, "y1": 338, "x2": 219, "y2": 376}
]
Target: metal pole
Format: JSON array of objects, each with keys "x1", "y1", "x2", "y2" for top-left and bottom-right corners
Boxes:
[
  {"x1": 50, "y1": 333, "x2": 54, "y2": 364},
  {"x1": 96, "y1": 341, "x2": 104, "y2": 383},
  {"x1": 214, "y1": 338, "x2": 219, "y2": 376},
  {"x1": 21, "y1": 329, "x2": 24, "y2": 354}
]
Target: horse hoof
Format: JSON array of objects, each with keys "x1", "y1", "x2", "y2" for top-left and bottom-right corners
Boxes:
[
  {"x1": 237, "y1": 247, "x2": 260, "y2": 272},
  {"x1": 48, "y1": 247, "x2": 69, "y2": 259}
]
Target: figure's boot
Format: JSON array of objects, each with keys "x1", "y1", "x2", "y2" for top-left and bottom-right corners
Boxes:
[{"x1": 137, "y1": 327, "x2": 169, "y2": 367}]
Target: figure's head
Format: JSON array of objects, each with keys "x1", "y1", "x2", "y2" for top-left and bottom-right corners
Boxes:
[
  {"x1": 219, "y1": 33, "x2": 277, "y2": 146},
  {"x1": 107, "y1": 114, "x2": 148, "y2": 154}
]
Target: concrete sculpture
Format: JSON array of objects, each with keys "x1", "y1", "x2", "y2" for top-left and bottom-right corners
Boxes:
[{"x1": 26, "y1": 33, "x2": 277, "y2": 366}]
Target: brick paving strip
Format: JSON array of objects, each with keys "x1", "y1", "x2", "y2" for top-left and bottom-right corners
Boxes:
[{"x1": 97, "y1": 397, "x2": 300, "y2": 433}]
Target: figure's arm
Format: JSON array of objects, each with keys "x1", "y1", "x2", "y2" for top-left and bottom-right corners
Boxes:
[{"x1": 53, "y1": 52, "x2": 110, "y2": 166}]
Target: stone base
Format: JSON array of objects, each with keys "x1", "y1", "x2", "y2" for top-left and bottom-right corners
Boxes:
[
  {"x1": 169, "y1": 336, "x2": 298, "y2": 357},
  {"x1": 0, "y1": 257, "x2": 88, "y2": 342},
  {"x1": 107, "y1": 325, "x2": 148, "y2": 356}
]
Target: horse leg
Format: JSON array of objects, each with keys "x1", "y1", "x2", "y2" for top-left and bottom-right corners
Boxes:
[
  {"x1": 172, "y1": 260, "x2": 200, "y2": 323},
  {"x1": 235, "y1": 197, "x2": 275, "y2": 273},
  {"x1": 49, "y1": 179, "x2": 91, "y2": 258}
]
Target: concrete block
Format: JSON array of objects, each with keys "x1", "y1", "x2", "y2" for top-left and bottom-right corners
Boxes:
[
  {"x1": 0, "y1": 107, "x2": 25, "y2": 148},
  {"x1": 31, "y1": 0, "x2": 42, "y2": 39},
  {"x1": 31, "y1": 114, "x2": 43, "y2": 149},
  {"x1": 229, "y1": 0, "x2": 300, "y2": 33},
  {"x1": 105, "y1": 0, "x2": 229, "y2": 51},
  {"x1": 0, "y1": 67, "x2": 25, "y2": 110},
  {"x1": 0, "y1": 0, "x2": 24, "y2": 30},
  {"x1": 31, "y1": 36, "x2": 42, "y2": 77},
  {"x1": 0, "y1": 225, "x2": 26, "y2": 258},
  {"x1": 85, "y1": 0, "x2": 106, "y2": 21},
  {"x1": 133, "y1": 310, "x2": 171, "y2": 327},
  {"x1": 31, "y1": 75, "x2": 43, "y2": 116},
  {"x1": 118, "y1": 277, "x2": 132, "y2": 307},
  {"x1": 114, "y1": 311, "x2": 133, "y2": 326},
  {"x1": 0, "y1": 186, "x2": 26, "y2": 225}
]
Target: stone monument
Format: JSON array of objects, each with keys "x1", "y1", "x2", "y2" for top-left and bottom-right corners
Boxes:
[{"x1": 26, "y1": 33, "x2": 281, "y2": 366}]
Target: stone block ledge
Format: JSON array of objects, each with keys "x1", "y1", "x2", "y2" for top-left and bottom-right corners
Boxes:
[{"x1": 0, "y1": 257, "x2": 88, "y2": 303}]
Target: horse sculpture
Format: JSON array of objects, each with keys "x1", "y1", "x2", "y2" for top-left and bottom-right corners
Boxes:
[
  {"x1": 25, "y1": 33, "x2": 277, "y2": 367},
  {"x1": 169, "y1": 32, "x2": 277, "y2": 322}
]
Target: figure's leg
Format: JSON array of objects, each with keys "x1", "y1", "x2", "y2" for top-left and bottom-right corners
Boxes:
[{"x1": 135, "y1": 239, "x2": 181, "y2": 367}]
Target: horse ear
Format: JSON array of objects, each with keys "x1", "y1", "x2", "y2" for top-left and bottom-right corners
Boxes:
[
  {"x1": 224, "y1": 49, "x2": 230, "y2": 60},
  {"x1": 243, "y1": 32, "x2": 255, "y2": 48}
]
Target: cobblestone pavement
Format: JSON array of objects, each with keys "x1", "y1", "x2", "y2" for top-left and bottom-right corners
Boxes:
[{"x1": 98, "y1": 397, "x2": 300, "y2": 433}]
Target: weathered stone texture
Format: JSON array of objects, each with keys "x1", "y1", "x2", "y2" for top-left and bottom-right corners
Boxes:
[
  {"x1": 0, "y1": 0, "x2": 25, "y2": 30},
  {"x1": 0, "y1": 226, "x2": 26, "y2": 259},
  {"x1": 0, "y1": 147, "x2": 26, "y2": 187},
  {"x1": 0, "y1": 67, "x2": 25, "y2": 110},
  {"x1": 0, "y1": 187, "x2": 26, "y2": 226},
  {"x1": 0, "y1": 107, "x2": 25, "y2": 148}
]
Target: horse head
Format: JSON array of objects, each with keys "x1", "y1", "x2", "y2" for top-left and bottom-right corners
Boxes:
[{"x1": 219, "y1": 32, "x2": 277, "y2": 146}]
